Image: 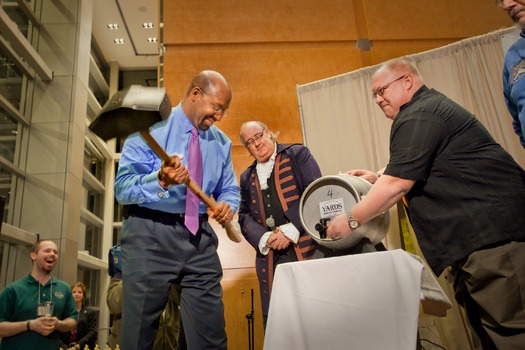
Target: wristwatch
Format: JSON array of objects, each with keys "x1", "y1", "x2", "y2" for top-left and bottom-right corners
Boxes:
[{"x1": 347, "y1": 215, "x2": 360, "y2": 230}]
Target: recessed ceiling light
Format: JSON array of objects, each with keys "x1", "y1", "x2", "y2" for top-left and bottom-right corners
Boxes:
[
  {"x1": 107, "y1": 23, "x2": 119, "y2": 30},
  {"x1": 147, "y1": 37, "x2": 158, "y2": 43},
  {"x1": 114, "y1": 38, "x2": 125, "y2": 44},
  {"x1": 142, "y1": 22, "x2": 154, "y2": 29}
]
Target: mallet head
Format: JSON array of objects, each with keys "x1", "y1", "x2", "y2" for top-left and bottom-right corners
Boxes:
[{"x1": 89, "y1": 85, "x2": 172, "y2": 141}]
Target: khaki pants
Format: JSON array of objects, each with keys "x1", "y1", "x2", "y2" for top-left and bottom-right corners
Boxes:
[{"x1": 452, "y1": 241, "x2": 525, "y2": 350}]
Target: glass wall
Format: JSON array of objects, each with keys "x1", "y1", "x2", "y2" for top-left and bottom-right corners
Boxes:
[
  {"x1": 0, "y1": 1, "x2": 113, "y2": 340},
  {"x1": 0, "y1": 1, "x2": 32, "y2": 225}
]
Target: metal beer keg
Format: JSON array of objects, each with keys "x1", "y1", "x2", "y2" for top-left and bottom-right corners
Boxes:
[{"x1": 299, "y1": 174, "x2": 389, "y2": 250}]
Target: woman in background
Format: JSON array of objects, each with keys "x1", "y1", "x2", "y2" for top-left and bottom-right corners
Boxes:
[{"x1": 58, "y1": 282, "x2": 97, "y2": 350}]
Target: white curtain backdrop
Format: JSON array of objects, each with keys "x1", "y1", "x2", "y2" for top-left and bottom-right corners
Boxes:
[{"x1": 298, "y1": 27, "x2": 525, "y2": 176}]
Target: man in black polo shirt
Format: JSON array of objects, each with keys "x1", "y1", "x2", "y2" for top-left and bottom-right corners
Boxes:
[{"x1": 327, "y1": 59, "x2": 525, "y2": 349}]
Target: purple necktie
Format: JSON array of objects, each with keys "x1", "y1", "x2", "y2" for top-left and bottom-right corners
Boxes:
[{"x1": 185, "y1": 128, "x2": 202, "y2": 234}]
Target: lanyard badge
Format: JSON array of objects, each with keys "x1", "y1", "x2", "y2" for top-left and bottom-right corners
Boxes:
[
  {"x1": 37, "y1": 301, "x2": 54, "y2": 317},
  {"x1": 36, "y1": 276, "x2": 54, "y2": 317}
]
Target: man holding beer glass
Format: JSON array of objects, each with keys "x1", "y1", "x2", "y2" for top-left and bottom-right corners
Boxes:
[{"x1": 0, "y1": 240, "x2": 78, "y2": 349}]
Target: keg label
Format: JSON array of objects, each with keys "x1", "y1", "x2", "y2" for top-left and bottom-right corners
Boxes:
[{"x1": 319, "y1": 198, "x2": 345, "y2": 218}]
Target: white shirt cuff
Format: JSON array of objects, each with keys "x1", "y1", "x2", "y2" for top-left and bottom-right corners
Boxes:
[
  {"x1": 280, "y1": 223, "x2": 299, "y2": 244},
  {"x1": 258, "y1": 231, "x2": 273, "y2": 255}
]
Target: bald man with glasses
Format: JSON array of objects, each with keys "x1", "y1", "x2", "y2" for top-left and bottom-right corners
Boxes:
[
  {"x1": 328, "y1": 59, "x2": 525, "y2": 349},
  {"x1": 115, "y1": 70, "x2": 240, "y2": 350}
]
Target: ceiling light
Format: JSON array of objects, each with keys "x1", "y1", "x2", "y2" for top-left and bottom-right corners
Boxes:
[
  {"x1": 114, "y1": 38, "x2": 125, "y2": 44},
  {"x1": 147, "y1": 37, "x2": 158, "y2": 43},
  {"x1": 142, "y1": 22, "x2": 154, "y2": 29},
  {"x1": 107, "y1": 23, "x2": 119, "y2": 30}
]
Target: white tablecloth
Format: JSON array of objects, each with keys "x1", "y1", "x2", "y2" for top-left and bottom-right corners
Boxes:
[{"x1": 263, "y1": 249, "x2": 451, "y2": 350}]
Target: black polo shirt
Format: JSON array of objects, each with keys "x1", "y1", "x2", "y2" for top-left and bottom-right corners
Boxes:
[{"x1": 384, "y1": 86, "x2": 525, "y2": 275}]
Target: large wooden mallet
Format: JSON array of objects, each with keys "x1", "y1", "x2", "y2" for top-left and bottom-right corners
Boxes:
[{"x1": 89, "y1": 85, "x2": 242, "y2": 243}]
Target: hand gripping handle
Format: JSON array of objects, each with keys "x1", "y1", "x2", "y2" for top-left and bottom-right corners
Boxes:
[{"x1": 140, "y1": 130, "x2": 242, "y2": 243}]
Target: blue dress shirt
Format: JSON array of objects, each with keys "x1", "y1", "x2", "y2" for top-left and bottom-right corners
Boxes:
[
  {"x1": 503, "y1": 32, "x2": 525, "y2": 148},
  {"x1": 115, "y1": 102, "x2": 240, "y2": 214}
]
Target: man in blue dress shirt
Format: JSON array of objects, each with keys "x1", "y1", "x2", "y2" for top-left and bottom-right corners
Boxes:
[{"x1": 115, "y1": 70, "x2": 240, "y2": 350}]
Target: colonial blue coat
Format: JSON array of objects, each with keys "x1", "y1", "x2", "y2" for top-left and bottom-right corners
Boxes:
[{"x1": 239, "y1": 143, "x2": 322, "y2": 316}]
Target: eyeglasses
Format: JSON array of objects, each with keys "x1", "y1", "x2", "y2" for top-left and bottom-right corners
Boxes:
[
  {"x1": 371, "y1": 75, "x2": 407, "y2": 99},
  {"x1": 200, "y1": 88, "x2": 228, "y2": 117},
  {"x1": 244, "y1": 130, "x2": 265, "y2": 148}
]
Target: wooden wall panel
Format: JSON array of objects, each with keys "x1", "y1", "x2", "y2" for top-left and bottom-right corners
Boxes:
[
  {"x1": 370, "y1": 38, "x2": 465, "y2": 65},
  {"x1": 210, "y1": 218, "x2": 255, "y2": 269},
  {"x1": 222, "y1": 268, "x2": 264, "y2": 350},
  {"x1": 362, "y1": 0, "x2": 511, "y2": 40},
  {"x1": 164, "y1": 0, "x2": 358, "y2": 44},
  {"x1": 163, "y1": 43, "x2": 362, "y2": 147}
]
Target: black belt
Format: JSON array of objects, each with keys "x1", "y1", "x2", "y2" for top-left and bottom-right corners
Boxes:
[{"x1": 124, "y1": 204, "x2": 208, "y2": 226}]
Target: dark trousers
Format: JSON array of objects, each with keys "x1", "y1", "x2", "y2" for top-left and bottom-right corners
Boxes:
[
  {"x1": 452, "y1": 241, "x2": 525, "y2": 350},
  {"x1": 120, "y1": 215, "x2": 226, "y2": 350}
]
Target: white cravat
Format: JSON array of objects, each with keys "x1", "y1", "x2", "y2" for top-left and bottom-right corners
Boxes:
[{"x1": 255, "y1": 143, "x2": 277, "y2": 190}]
